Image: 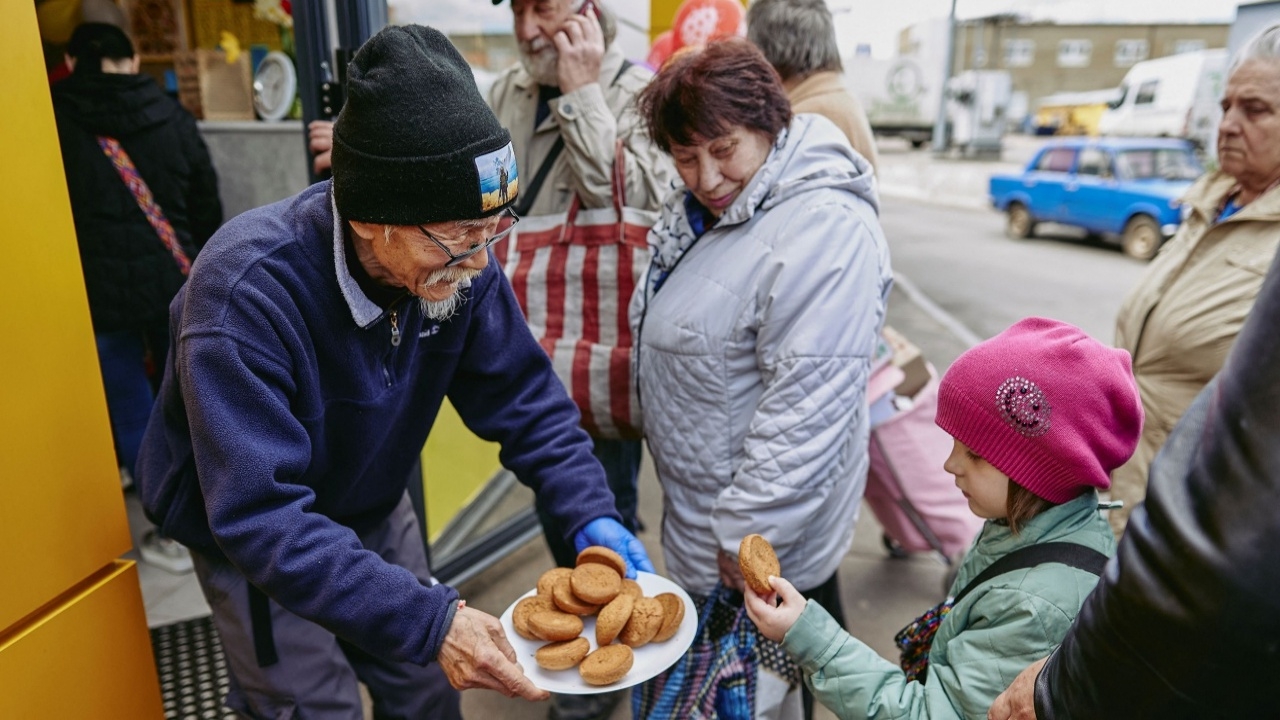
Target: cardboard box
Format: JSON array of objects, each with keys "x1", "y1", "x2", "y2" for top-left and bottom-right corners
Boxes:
[
  {"x1": 175, "y1": 49, "x2": 254, "y2": 121},
  {"x1": 881, "y1": 325, "x2": 930, "y2": 399}
]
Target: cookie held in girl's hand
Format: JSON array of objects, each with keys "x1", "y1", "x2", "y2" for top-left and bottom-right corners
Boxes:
[{"x1": 738, "y1": 534, "x2": 780, "y2": 595}]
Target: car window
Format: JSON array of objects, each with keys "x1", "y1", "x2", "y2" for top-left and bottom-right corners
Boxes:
[
  {"x1": 1134, "y1": 80, "x2": 1158, "y2": 105},
  {"x1": 1077, "y1": 148, "x2": 1112, "y2": 177},
  {"x1": 1115, "y1": 148, "x2": 1203, "y2": 181},
  {"x1": 1035, "y1": 147, "x2": 1077, "y2": 173}
]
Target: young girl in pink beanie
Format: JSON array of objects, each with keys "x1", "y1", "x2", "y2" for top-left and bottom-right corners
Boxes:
[{"x1": 745, "y1": 317, "x2": 1143, "y2": 720}]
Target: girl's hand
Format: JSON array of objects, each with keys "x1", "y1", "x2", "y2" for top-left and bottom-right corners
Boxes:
[{"x1": 743, "y1": 575, "x2": 805, "y2": 643}]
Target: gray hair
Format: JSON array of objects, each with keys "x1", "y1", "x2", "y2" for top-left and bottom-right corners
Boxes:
[
  {"x1": 746, "y1": 0, "x2": 842, "y2": 82},
  {"x1": 1231, "y1": 23, "x2": 1280, "y2": 73}
]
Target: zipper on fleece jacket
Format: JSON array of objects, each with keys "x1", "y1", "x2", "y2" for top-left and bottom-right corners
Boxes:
[{"x1": 383, "y1": 308, "x2": 401, "y2": 387}]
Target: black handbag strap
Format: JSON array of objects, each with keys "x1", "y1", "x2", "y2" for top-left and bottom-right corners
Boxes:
[
  {"x1": 513, "y1": 60, "x2": 634, "y2": 217},
  {"x1": 952, "y1": 542, "x2": 1109, "y2": 606}
]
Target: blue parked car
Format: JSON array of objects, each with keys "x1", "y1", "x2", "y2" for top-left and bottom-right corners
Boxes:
[{"x1": 988, "y1": 137, "x2": 1203, "y2": 259}]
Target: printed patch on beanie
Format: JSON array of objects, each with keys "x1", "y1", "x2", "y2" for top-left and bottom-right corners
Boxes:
[
  {"x1": 996, "y1": 376, "x2": 1051, "y2": 437},
  {"x1": 476, "y1": 143, "x2": 519, "y2": 212}
]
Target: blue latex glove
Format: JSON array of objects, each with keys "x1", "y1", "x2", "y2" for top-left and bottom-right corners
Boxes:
[{"x1": 574, "y1": 517, "x2": 655, "y2": 579}]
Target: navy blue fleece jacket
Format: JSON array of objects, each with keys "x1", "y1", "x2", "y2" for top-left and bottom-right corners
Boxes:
[{"x1": 136, "y1": 181, "x2": 618, "y2": 665}]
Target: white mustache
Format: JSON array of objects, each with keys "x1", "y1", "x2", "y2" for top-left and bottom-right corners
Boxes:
[{"x1": 421, "y1": 267, "x2": 481, "y2": 291}]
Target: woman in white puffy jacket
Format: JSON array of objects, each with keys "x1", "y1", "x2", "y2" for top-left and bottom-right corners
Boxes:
[{"x1": 630, "y1": 38, "x2": 893, "y2": 719}]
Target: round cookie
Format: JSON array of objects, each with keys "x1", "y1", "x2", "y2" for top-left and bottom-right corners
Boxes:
[
  {"x1": 618, "y1": 596, "x2": 665, "y2": 648},
  {"x1": 570, "y1": 563, "x2": 622, "y2": 605},
  {"x1": 594, "y1": 592, "x2": 635, "y2": 646},
  {"x1": 512, "y1": 595, "x2": 556, "y2": 640},
  {"x1": 536, "y1": 567, "x2": 573, "y2": 597},
  {"x1": 738, "y1": 534, "x2": 781, "y2": 595},
  {"x1": 551, "y1": 575, "x2": 600, "y2": 616},
  {"x1": 579, "y1": 644, "x2": 634, "y2": 686},
  {"x1": 575, "y1": 545, "x2": 628, "y2": 578},
  {"x1": 619, "y1": 578, "x2": 643, "y2": 600},
  {"x1": 527, "y1": 609, "x2": 584, "y2": 641},
  {"x1": 651, "y1": 592, "x2": 685, "y2": 643},
  {"x1": 535, "y1": 637, "x2": 591, "y2": 671}
]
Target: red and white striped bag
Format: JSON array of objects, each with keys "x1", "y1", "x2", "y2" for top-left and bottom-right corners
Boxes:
[{"x1": 494, "y1": 141, "x2": 657, "y2": 439}]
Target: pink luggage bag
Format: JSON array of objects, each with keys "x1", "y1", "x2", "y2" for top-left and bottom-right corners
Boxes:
[{"x1": 864, "y1": 367, "x2": 983, "y2": 560}]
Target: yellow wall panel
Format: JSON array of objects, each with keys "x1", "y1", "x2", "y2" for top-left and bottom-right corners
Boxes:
[
  {"x1": 0, "y1": 563, "x2": 164, "y2": 720},
  {"x1": 0, "y1": 2, "x2": 133, "y2": 631},
  {"x1": 421, "y1": 400, "x2": 502, "y2": 541}
]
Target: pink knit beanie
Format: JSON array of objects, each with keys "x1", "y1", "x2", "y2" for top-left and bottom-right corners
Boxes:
[{"x1": 935, "y1": 317, "x2": 1143, "y2": 504}]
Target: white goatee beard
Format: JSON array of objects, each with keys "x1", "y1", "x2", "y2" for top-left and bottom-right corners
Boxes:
[
  {"x1": 519, "y1": 39, "x2": 560, "y2": 87},
  {"x1": 418, "y1": 267, "x2": 482, "y2": 321}
]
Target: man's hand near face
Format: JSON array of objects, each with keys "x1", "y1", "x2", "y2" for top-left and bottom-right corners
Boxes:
[{"x1": 553, "y1": 4, "x2": 604, "y2": 94}]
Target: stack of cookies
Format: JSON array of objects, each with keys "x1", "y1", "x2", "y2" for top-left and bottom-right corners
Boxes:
[{"x1": 511, "y1": 546, "x2": 685, "y2": 686}]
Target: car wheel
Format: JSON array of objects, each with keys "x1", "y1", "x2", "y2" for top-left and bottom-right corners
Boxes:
[
  {"x1": 1121, "y1": 215, "x2": 1161, "y2": 260},
  {"x1": 1006, "y1": 202, "x2": 1035, "y2": 239}
]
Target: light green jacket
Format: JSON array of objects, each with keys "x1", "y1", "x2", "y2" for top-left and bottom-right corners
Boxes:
[{"x1": 781, "y1": 493, "x2": 1115, "y2": 719}]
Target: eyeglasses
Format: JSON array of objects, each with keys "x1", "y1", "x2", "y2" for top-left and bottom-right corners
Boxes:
[{"x1": 418, "y1": 209, "x2": 520, "y2": 268}]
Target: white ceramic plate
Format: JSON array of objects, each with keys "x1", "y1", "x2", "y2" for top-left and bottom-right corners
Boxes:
[{"x1": 498, "y1": 571, "x2": 697, "y2": 694}]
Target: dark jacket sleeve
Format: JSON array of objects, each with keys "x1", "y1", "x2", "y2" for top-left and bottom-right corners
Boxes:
[
  {"x1": 1035, "y1": 250, "x2": 1280, "y2": 718},
  {"x1": 177, "y1": 110, "x2": 223, "y2": 250}
]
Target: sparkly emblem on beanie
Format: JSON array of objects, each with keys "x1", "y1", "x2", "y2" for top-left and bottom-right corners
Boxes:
[
  {"x1": 995, "y1": 376, "x2": 1051, "y2": 437},
  {"x1": 935, "y1": 317, "x2": 1144, "y2": 504},
  {"x1": 331, "y1": 24, "x2": 517, "y2": 225}
]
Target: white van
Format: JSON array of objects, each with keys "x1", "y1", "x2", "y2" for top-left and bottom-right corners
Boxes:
[{"x1": 1099, "y1": 49, "x2": 1228, "y2": 154}]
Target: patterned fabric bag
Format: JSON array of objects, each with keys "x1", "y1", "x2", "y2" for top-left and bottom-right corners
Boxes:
[
  {"x1": 494, "y1": 140, "x2": 657, "y2": 439},
  {"x1": 633, "y1": 584, "x2": 801, "y2": 720},
  {"x1": 894, "y1": 599, "x2": 954, "y2": 683}
]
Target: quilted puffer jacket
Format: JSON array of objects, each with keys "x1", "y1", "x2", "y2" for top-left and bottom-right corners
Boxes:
[
  {"x1": 630, "y1": 114, "x2": 893, "y2": 595},
  {"x1": 1034, "y1": 248, "x2": 1280, "y2": 718}
]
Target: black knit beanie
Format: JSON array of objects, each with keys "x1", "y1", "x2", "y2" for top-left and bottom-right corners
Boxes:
[{"x1": 332, "y1": 24, "x2": 518, "y2": 225}]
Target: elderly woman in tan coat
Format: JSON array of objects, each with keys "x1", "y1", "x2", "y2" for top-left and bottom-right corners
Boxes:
[
  {"x1": 746, "y1": 0, "x2": 879, "y2": 174},
  {"x1": 1109, "y1": 25, "x2": 1280, "y2": 536}
]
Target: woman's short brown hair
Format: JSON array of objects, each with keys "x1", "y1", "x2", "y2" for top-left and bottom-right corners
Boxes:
[
  {"x1": 637, "y1": 37, "x2": 793, "y2": 153},
  {"x1": 1006, "y1": 480, "x2": 1053, "y2": 535}
]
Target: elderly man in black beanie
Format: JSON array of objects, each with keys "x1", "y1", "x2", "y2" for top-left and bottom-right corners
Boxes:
[{"x1": 136, "y1": 24, "x2": 653, "y2": 719}]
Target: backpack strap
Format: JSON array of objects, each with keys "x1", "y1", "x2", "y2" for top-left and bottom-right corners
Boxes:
[
  {"x1": 513, "y1": 59, "x2": 634, "y2": 217},
  {"x1": 952, "y1": 542, "x2": 1109, "y2": 605}
]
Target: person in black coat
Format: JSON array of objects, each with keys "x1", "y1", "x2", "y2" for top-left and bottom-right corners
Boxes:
[{"x1": 52, "y1": 22, "x2": 221, "y2": 572}]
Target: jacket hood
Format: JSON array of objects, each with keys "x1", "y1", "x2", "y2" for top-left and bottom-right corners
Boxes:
[
  {"x1": 51, "y1": 72, "x2": 179, "y2": 138},
  {"x1": 721, "y1": 113, "x2": 878, "y2": 225},
  {"x1": 647, "y1": 114, "x2": 877, "y2": 283}
]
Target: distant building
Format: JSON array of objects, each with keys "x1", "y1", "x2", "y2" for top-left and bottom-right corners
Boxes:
[{"x1": 901, "y1": 18, "x2": 1230, "y2": 124}]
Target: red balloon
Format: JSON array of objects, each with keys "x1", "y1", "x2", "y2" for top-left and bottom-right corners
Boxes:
[
  {"x1": 671, "y1": 0, "x2": 746, "y2": 51},
  {"x1": 646, "y1": 29, "x2": 676, "y2": 70}
]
